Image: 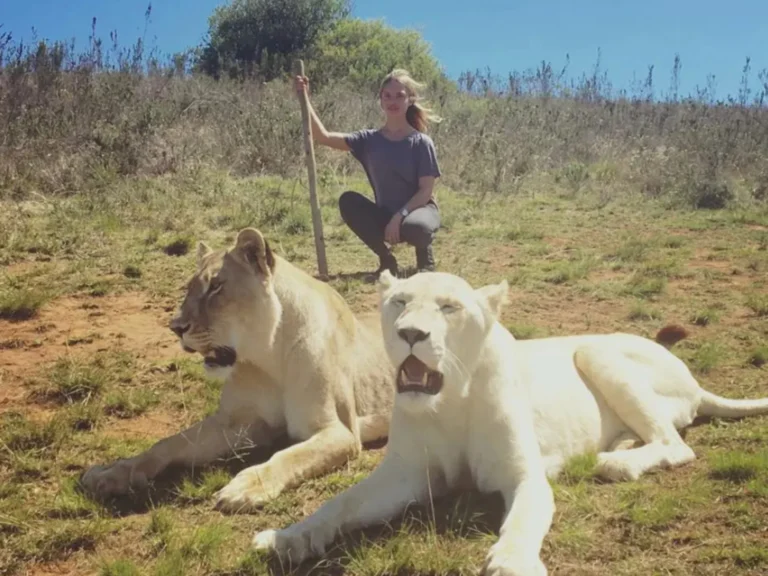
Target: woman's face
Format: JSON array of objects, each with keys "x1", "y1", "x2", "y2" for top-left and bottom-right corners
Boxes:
[{"x1": 380, "y1": 79, "x2": 411, "y2": 120}]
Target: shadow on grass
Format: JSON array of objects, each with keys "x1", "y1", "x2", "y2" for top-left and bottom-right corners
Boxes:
[
  {"x1": 257, "y1": 489, "x2": 506, "y2": 576},
  {"x1": 77, "y1": 436, "x2": 391, "y2": 519},
  {"x1": 318, "y1": 266, "x2": 422, "y2": 285}
]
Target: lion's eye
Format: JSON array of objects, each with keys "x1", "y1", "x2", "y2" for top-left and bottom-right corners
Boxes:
[
  {"x1": 441, "y1": 303, "x2": 459, "y2": 313},
  {"x1": 207, "y1": 279, "x2": 224, "y2": 296},
  {"x1": 391, "y1": 298, "x2": 406, "y2": 308}
]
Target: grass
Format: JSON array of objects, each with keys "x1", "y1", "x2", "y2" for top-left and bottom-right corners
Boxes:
[
  {"x1": 627, "y1": 300, "x2": 662, "y2": 321},
  {"x1": 99, "y1": 559, "x2": 142, "y2": 576},
  {"x1": 45, "y1": 356, "x2": 111, "y2": 403},
  {"x1": 745, "y1": 293, "x2": 768, "y2": 317},
  {"x1": 708, "y1": 451, "x2": 768, "y2": 483},
  {"x1": 558, "y1": 452, "x2": 598, "y2": 485},
  {"x1": 689, "y1": 341, "x2": 728, "y2": 374},
  {"x1": 691, "y1": 307, "x2": 721, "y2": 326},
  {"x1": 2, "y1": 170, "x2": 768, "y2": 575},
  {"x1": 506, "y1": 322, "x2": 542, "y2": 340},
  {"x1": 104, "y1": 389, "x2": 160, "y2": 418},
  {"x1": 747, "y1": 345, "x2": 768, "y2": 367},
  {"x1": 0, "y1": 286, "x2": 50, "y2": 321}
]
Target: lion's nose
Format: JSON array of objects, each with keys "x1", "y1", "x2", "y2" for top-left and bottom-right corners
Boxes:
[
  {"x1": 170, "y1": 322, "x2": 190, "y2": 338},
  {"x1": 398, "y1": 328, "x2": 430, "y2": 346}
]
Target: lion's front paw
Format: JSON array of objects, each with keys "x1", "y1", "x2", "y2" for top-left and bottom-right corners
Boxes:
[
  {"x1": 595, "y1": 453, "x2": 642, "y2": 482},
  {"x1": 214, "y1": 466, "x2": 282, "y2": 513},
  {"x1": 251, "y1": 524, "x2": 330, "y2": 565},
  {"x1": 80, "y1": 460, "x2": 148, "y2": 497},
  {"x1": 481, "y1": 548, "x2": 547, "y2": 576}
]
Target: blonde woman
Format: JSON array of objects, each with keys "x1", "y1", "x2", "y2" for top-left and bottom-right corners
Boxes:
[{"x1": 294, "y1": 69, "x2": 442, "y2": 276}]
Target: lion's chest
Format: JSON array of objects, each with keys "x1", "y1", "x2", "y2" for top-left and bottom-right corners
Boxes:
[
  {"x1": 401, "y1": 417, "x2": 471, "y2": 490},
  {"x1": 220, "y1": 365, "x2": 287, "y2": 431}
]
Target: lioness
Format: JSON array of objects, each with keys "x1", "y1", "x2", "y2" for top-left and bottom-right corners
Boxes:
[
  {"x1": 81, "y1": 228, "x2": 395, "y2": 512},
  {"x1": 253, "y1": 270, "x2": 768, "y2": 575}
]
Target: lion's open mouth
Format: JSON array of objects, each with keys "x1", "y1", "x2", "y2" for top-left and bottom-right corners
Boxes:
[
  {"x1": 397, "y1": 355, "x2": 443, "y2": 395},
  {"x1": 203, "y1": 346, "x2": 237, "y2": 368}
]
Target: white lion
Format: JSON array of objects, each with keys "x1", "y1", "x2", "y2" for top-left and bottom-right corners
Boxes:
[
  {"x1": 252, "y1": 269, "x2": 768, "y2": 575},
  {"x1": 81, "y1": 228, "x2": 394, "y2": 512}
]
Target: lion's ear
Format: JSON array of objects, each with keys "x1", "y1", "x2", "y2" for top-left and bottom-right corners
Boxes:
[
  {"x1": 378, "y1": 269, "x2": 398, "y2": 295},
  {"x1": 475, "y1": 279, "x2": 509, "y2": 319},
  {"x1": 234, "y1": 228, "x2": 276, "y2": 277},
  {"x1": 196, "y1": 241, "x2": 213, "y2": 268}
]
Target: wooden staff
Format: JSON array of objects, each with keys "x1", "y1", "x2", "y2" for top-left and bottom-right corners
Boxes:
[{"x1": 293, "y1": 59, "x2": 328, "y2": 279}]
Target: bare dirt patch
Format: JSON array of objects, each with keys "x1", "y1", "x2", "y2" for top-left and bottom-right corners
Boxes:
[
  {"x1": 102, "y1": 410, "x2": 181, "y2": 441},
  {"x1": 0, "y1": 291, "x2": 179, "y2": 411}
]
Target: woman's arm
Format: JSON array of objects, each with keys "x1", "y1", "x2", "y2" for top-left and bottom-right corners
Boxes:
[
  {"x1": 401, "y1": 175, "x2": 436, "y2": 213},
  {"x1": 295, "y1": 75, "x2": 350, "y2": 152}
]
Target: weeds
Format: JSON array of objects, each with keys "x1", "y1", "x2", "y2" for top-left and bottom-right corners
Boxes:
[
  {"x1": 709, "y1": 451, "x2": 768, "y2": 483},
  {"x1": 747, "y1": 346, "x2": 768, "y2": 367},
  {"x1": 0, "y1": 286, "x2": 50, "y2": 321},
  {"x1": 745, "y1": 293, "x2": 768, "y2": 317}
]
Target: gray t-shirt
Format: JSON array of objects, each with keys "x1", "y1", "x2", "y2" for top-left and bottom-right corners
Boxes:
[{"x1": 344, "y1": 129, "x2": 441, "y2": 214}]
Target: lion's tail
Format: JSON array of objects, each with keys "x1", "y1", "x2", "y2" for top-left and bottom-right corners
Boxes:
[
  {"x1": 697, "y1": 390, "x2": 768, "y2": 419},
  {"x1": 653, "y1": 324, "x2": 768, "y2": 418}
]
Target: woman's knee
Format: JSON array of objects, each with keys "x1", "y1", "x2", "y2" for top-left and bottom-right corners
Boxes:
[
  {"x1": 338, "y1": 190, "x2": 359, "y2": 218},
  {"x1": 401, "y1": 219, "x2": 437, "y2": 248}
]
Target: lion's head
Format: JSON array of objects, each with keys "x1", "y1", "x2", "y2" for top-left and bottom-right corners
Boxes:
[
  {"x1": 169, "y1": 227, "x2": 282, "y2": 379},
  {"x1": 377, "y1": 270, "x2": 508, "y2": 413}
]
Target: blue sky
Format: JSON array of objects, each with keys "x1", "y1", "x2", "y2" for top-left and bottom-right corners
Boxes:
[{"x1": 2, "y1": 0, "x2": 766, "y2": 100}]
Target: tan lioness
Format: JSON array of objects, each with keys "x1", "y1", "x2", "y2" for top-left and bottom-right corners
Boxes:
[{"x1": 81, "y1": 228, "x2": 395, "y2": 512}]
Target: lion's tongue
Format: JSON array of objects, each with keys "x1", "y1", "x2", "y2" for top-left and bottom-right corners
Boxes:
[{"x1": 401, "y1": 355, "x2": 428, "y2": 384}]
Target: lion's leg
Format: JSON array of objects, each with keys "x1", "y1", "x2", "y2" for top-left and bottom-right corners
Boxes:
[
  {"x1": 357, "y1": 414, "x2": 390, "y2": 444},
  {"x1": 252, "y1": 451, "x2": 429, "y2": 565},
  {"x1": 214, "y1": 421, "x2": 360, "y2": 512},
  {"x1": 574, "y1": 346, "x2": 696, "y2": 482},
  {"x1": 81, "y1": 412, "x2": 270, "y2": 497},
  {"x1": 475, "y1": 400, "x2": 554, "y2": 576},
  {"x1": 607, "y1": 431, "x2": 643, "y2": 452}
]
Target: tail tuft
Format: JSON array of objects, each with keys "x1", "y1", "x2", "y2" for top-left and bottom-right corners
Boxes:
[{"x1": 655, "y1": 324, "x2": 689, "y2": 348}]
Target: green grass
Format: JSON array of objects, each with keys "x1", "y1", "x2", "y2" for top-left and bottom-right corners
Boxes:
[
  {"x1": 99, "y1": 559, "x2": 142, "y2": 576},
  {"x1": 45, "y1": 356, "x2": 111, "y2": 403},
  {"x1": 0, "y1": 285, "x2": 50, "y2": 320},
  {"x1": 174, "y1": 470, "x2": 232, "y2": 504},
  {"x1": 747, "y1": 345, "x2": 768, "y2": 367},
  {"x1": 104, "y1": 389, "x2": 160, "y2": 418},
  {"x1": 627, "y1": 300, "x2": 663, "y2": 321},
  {"x1": 745, "y1": 293, "x2": 768, "y2": 317},
  {"x1": 708, "y1": 451, "x2": 768, "y2": 483},
  {"x1": 617, "y1": 481, "x2": 711, "y2": 530},
  {"x1": 690, "y1": 306, "x2": 721, "y2": 326},
  {"x1": 609, "y1": 236, "x2": 653, "y2": 264},
  {"x1": 689, "y1": 341, "x2": 728, "y2": 374},
  {"x1": 558, "y1": 452, "x2": 598, "y2": 485},
  {"x1": 2, "y1": 171, "x2": 768, "y2": 575},
  {"x1": 506, "y1": 322, "x2": 542, "y2": 340},
  {"x1": 622, "y1": 271, "x2": 667, "y2": 299},
  {"x1": 542, "y1": 257, "x2": 596, "y2": 285},
  {"x1": 0, "y1": 412, "x2": 67, "y2": 455}
]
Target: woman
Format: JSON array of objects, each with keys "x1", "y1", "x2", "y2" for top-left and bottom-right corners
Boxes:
[{"x1": 294, "y1": 69, "x2": 442, "y2": 277}]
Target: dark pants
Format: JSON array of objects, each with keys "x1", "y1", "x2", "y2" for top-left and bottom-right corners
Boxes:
[{"x1": 338, "y1": 191, "x2": 440, "y2": 271}]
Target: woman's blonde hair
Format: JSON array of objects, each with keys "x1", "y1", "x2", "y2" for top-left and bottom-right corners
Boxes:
[{"x1": 379, "y1": 68, "x2": 442, "y2": 133}]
